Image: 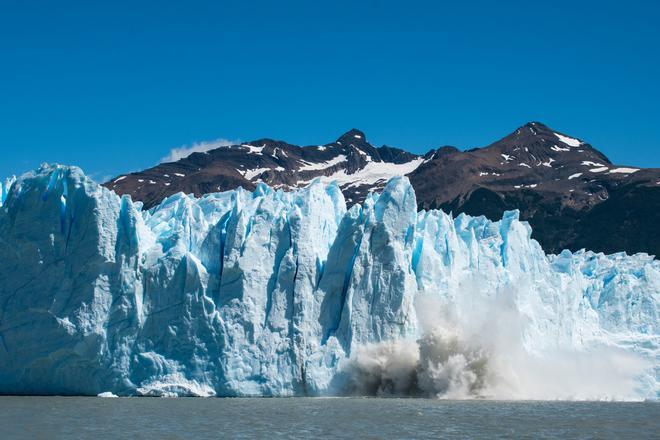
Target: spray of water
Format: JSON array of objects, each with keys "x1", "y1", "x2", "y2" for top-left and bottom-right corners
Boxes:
[{"x1": 340, "y1": 291, "x2": 651, "y2": 400}]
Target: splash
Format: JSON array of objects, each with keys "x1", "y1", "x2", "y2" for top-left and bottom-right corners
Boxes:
[{"x1": 340, "y1": 293, "x2": 652, "y2": 400}]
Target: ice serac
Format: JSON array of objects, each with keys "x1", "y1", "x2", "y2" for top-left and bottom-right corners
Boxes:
[
  {"x1": 0, "y1": 176, "x2": 16, "y2": 207},
  {"x1": 0, "y1": 165, "x2": 658, "y2": 399}
]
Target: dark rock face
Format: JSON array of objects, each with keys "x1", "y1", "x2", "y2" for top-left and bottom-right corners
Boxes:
[{"x1": 105, "y1": 122, "x2": 660, "y2": 257}]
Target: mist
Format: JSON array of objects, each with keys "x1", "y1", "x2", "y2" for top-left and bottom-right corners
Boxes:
[{"x1": 340, "y1": 291, "x2": 652, "y2": 400}]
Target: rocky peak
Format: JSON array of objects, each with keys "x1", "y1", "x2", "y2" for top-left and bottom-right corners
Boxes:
[{"x1": 336, "y1": 128, "x2": 368, "y2": 145}]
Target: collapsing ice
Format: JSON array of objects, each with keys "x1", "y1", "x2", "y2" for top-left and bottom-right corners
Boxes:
[{"x1": 0, "y1": 165, "x2": 657, "y2": 399}]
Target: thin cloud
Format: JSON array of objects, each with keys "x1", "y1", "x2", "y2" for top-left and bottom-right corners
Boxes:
[{"x1": 160, "y1": 138, "x2": 239, "y2": 163}]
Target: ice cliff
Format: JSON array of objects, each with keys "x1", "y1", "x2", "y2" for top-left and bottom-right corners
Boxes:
[
  {"x1": 0, "y1": 165, "x2": 658, "y2": 399},
  {"x1": 0, "y1": 176, "x2": 15, "y2": 207}
]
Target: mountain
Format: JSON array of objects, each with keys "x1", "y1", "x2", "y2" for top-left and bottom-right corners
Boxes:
[
  {"x1": 105, "y1": 128, "x2": 422, "y2": 209},
  {"x1": 1, "y1": 166, "x2": 657, "y2": 398},
  {"x1": 104, "y1": 122, "x2": 660, "y2": 256}
]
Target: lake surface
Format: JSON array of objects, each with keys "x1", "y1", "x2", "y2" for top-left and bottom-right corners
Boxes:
[{"x1": 0, "y1": 397, "x2": 658, "y2": 439}]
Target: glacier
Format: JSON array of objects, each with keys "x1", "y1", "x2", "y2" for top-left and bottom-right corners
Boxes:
[
  {"x1": 0, "y1": 164, "x2": 657, "y2": 399},
  {"x1": 0, "y1": 176, "x2": 16, "y2": 207}
]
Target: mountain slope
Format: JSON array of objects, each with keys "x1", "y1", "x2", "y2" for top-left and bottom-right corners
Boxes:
[
  {"x1": 410, "y1": 122, "x2": 660, "y2": 255},
  {"x1": 106, "y1": 129, "x2": 421, "y2": 209},
  {"x1": 104, "y1": 122, "x2": 660, "y2": 256}
]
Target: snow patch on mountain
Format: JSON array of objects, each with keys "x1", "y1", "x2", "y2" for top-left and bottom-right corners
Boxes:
[
  {"x1": 303, "y1": 158, "x2": 425, "y2": 188},
  {"x1": 243, "y1": 167, "x2": 272, "y2": 180},
  {"x1": 299, "y1": 155, "x2": 348, "y2": 171},
  {"x1": 241, "y1": 144, "x2": 265, "y2": 155},
  {"x1": 609, "y1": 168, "x2": 639, "y2": 174},
  {"x1": 555, "y1": 133, "x2": 582, "y2": 147}
]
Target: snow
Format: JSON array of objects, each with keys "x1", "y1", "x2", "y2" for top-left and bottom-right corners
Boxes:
[
  {"x1": 501, "y1": 154, "x2": 514, "y2": 161},
  {"x1": 174, "y1": 173, "x2": 186, "y2": 177},
  {"x1": 541, "y1": 158, "x2": 555, "y2": 167},
  {"x1": 0, "y1": 164, "x2": 658, "y2": 400},
  {"x1": 568, "y1": 173, "x2": 583, "y2": 180},
  {"x1": 582, "y1": 161, "x2": 606, "y2": 167},
  {"x1": 519, "y1": 163, "x2": 531, "y2": 168},
  {"x1": 243, "y1": 167, "x2": 271, "y2": 180},
  {"x1": 241, "y1": 144, "x2": 265, "y2": 155},
  {"x1": 554, "y1": 133, "x2": 582, "y2": 147},
  {"x1": 317, "y1": 146, "x2": 327, "y2": 151},
  {"x1": 551, "y1": 145, "x2": 570, "y2": 152},
  {"x1": 589, "y1": 167, "x2": 609, "y2": 173},
  {"x1": 298, "y1": 155, "x2": 347, "y2": 171},
  {"x1": 300, "y1": 158, "x2": 424, "y2": 188},
  {"x1": 354, "y1": 134, "x2": 362, "y2": 139},
  {"x1": 355, "y1": 149, "x2": 372, "y2": 162},
  {"x1": 609, "y1": 168, "x2": 639, "y2": 174},
  {"x1": 114, "y1": 176, "x2": 127, "y2": 183}
]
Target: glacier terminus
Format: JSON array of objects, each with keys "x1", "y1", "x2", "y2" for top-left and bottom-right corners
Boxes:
[{"x1": 0, "y1": 165, "x2": 657, "y2": 399}]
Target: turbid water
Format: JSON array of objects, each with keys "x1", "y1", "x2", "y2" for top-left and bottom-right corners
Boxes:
[{"x1": 1, "y1": 397, "x2": 658, "y2": 439}]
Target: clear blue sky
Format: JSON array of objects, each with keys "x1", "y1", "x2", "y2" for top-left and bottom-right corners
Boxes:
[{"x1": 1, "y1": 0, "x2": 659, "y2": 181}]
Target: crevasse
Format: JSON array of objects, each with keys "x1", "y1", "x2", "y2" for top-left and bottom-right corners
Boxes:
[{"x1": 0, "y1": 165, "x2": 657, "y2": 399}]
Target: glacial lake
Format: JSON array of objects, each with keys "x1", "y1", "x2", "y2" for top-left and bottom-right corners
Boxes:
[{"x1": 1, "y1": 397, "x2": 658, "y2": 439}]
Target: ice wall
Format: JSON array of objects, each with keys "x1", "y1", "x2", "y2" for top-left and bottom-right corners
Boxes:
[
  {"x1": 0, "y1": 165, "x2": 657, "y2": 398},
  {"x1": 0, "y1": 176, "x2": 16, "y2": 207}
]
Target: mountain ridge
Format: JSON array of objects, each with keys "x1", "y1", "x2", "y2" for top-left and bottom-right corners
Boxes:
[{"x1": 104, "y1": 122, "x2": 660, "y2": 256}]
